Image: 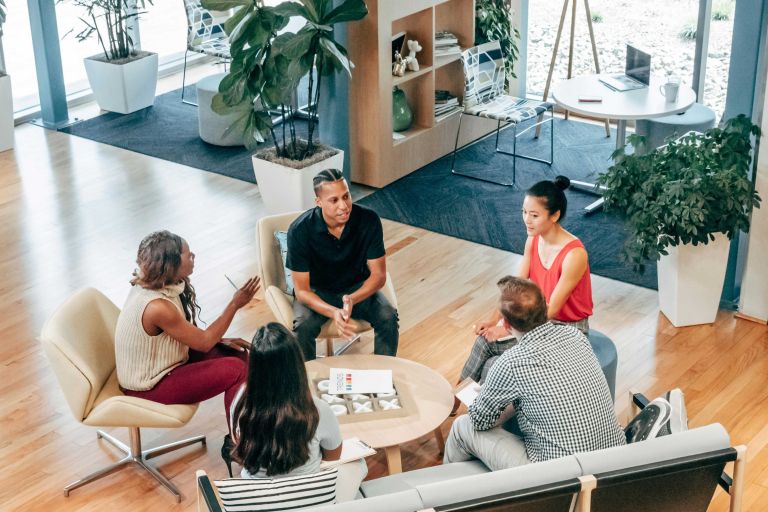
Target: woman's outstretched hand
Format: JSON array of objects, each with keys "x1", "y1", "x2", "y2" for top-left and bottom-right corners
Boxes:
[
  {"x1": 220, "y1": 337, "x2": 251, "y2": 351},
  {"x1": 232, "y1": 276, "x2": 261, "y2": 308}
]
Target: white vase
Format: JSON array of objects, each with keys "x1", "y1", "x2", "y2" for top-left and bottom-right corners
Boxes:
[
  {"x1": 252, "y1": 149, "x2": 345, "y2": 214},
  {"x1": 0, "y1": 74, "x2": 13, "y2": 152},
  {"x1": 84, "y1": 52, "x2": 158, "y2": 114},
  {"x1": 657, "y1": 233, "x2": 731, "y2": 327}
]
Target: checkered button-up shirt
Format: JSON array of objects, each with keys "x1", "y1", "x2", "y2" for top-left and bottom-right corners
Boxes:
[{"x1": 468, "y1": 322, "x2": 626, "y2": 462}]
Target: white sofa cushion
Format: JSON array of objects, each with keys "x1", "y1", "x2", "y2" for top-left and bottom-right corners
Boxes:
[
  {"x1": 360, "y1": 460, "x2": 489, "y2": 497},
  {"x1": 417, "y1": 456, "x2": 582, "y2": 508},
  {"x1": 575, "y1": 423, "x2": 730, "y2": 475},
  {"x1": 312, "y1": 489, "x2": 424, "y2": 512}
]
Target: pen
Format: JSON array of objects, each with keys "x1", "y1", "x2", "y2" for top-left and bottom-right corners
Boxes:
[{"x1": 224, "y1": 274, "x2": 238, "y2": 290}]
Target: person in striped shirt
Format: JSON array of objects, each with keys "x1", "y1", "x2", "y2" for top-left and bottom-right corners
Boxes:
[{"x1": 444, "y1": 276, "x2": 624, "y2": 470}]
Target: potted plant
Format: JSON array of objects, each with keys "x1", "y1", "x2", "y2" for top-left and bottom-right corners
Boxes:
[
  {"x1": 201, "y1": 0, "x2": 367, "y2": 214},
  {"x1": 65, "y1": 0, "x2": 158, "y2": 114},
  {"x1": 597, "y1": 114, "x2": 761, "y2": 327},
  {"x1": 0, "y1": 0, "x2": 13, "y2": 152}
]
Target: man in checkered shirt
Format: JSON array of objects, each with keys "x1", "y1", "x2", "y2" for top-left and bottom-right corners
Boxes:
[{"x1": 444, "y1": 276, "x2": 625, "y2": 470}]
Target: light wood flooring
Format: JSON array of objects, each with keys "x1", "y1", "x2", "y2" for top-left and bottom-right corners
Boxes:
[{"x1": 0, "y1": 118, "x2": 766, "y2": 511}]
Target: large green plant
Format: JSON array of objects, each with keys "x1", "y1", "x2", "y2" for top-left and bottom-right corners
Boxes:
[
  {"x1": 63, "y1": 0, "x2": 153, "y2": 61},
  {"x1": 203, "y1": 0, "x2": 367, "y2": 158},
  {"x1": 475, "y1": 0, "x2": 520, "y2": 90},
  {"x1": 597, "y1": 114, "x2": 761, "y2": 272}
]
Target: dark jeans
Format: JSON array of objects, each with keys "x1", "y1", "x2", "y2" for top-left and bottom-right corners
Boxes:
[{"x1": 293, "y1": 286, "x2": 399, "y2": 360}]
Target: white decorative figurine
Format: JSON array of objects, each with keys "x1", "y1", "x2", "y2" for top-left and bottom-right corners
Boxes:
[{"x1": 405, "y1": 39, "x2": 422, "y2": 72}]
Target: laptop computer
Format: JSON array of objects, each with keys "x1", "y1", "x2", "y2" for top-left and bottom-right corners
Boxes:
[{"x1": 599, "y1": 45, "x2": 651, "y2": 92}]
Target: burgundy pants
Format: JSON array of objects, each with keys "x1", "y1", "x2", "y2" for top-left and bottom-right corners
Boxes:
[{"x1": 122, "y1": 345, "x2": 248, "y2": 430}]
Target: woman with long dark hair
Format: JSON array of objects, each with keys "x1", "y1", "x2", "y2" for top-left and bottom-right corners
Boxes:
[
  {"x1": 230, "y1": 323, "x2": 367, "y2": 501},
  {"x1": 115, "y1": 230, "x2": 260, "y2": 430},
  {"x1": 459, "y1": 176, "x2": 593, "y2": 384}
]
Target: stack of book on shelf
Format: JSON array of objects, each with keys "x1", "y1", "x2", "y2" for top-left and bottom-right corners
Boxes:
[
  {"x1": 434, "y1": 31, "x2": 461, "y2": 58},
  {"x1": 435, "y1": 89, "x2": 461, "y2": 122}
]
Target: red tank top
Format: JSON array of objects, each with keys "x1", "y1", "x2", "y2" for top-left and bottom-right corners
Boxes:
[{"x1": 529, "y1": 235, "x2": 593, "y2": 322}]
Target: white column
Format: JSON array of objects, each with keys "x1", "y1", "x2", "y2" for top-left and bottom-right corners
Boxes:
[{"x1": 738, "y1": 66, "x2": 768, "y2": 322}]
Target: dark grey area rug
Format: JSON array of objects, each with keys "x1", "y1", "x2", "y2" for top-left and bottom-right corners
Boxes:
[
  {"x1": 358, "y1": 118, "x2": 657, "y2": 290},
  {"x1": 61, "y1": 89, "x2": 654, "y2": 289},
  {"x1": 61, "y1": 86, "x2": 308, "y2": 184}
]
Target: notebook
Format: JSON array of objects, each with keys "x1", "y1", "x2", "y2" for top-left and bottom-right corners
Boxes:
[{"x1": 599, "y1": 45, "x2": 651, "y2": 92}]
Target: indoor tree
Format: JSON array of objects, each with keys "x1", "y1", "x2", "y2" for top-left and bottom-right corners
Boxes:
[
  {"x1": 475, "y1": 0, "x2": 520, "y2": 90},
  {"x1": 202, "y1": 0, "x2": 368, "y2": 159}
]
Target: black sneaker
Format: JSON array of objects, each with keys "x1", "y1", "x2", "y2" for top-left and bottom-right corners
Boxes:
[{"x1": 624, "y1": 398, "x2": 672, "y2": 443}]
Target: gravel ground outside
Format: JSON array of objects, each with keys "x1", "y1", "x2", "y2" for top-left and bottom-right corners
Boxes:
[{"x1": 524, "y1": 0, "x2": 735, "y2": 120}]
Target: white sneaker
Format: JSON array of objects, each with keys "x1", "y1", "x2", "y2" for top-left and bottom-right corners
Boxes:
[{"x1": 625, "y1": 398, "x2": 672, "y2": 443}]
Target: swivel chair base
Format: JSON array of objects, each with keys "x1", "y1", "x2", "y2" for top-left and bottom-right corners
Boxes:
[{"x1": 64, "y1": 427, "x2": 206, "y2": 502}]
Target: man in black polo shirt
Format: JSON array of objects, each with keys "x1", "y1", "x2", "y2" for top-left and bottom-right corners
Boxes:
[{"x1": 286, "y1": 169, "x2": 399, "y2": 360}]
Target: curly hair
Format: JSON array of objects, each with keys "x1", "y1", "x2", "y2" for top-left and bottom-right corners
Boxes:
[{"x1": 131, "y1": 230, "x2": 201, "y2": 325}]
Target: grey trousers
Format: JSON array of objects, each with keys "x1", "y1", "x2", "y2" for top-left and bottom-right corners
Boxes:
[
  {"x1": 336, "y1": 459, "x2": 368, "y2": 502},
  {"x1": 443, "y1": 415, "x2": 531, "y2": 471}
]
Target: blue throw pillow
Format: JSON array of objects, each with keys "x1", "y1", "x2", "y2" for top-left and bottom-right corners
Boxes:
[{"x1": 274, "y1": 231, "x2": 294, "y2": 295}]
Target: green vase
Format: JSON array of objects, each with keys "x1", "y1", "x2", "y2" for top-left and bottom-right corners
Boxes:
[{"x1": 392, "y1": 86, "x2": 413, "y2": 132}]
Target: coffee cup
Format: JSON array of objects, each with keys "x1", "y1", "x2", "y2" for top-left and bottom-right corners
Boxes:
[{"x1": 660, "y1": 77, "x2": 680, "y2": 103}]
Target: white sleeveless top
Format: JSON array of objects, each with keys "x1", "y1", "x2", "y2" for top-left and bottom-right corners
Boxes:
[{"x1": 115, "y1": 283, "x2": 190, "y2": 391}]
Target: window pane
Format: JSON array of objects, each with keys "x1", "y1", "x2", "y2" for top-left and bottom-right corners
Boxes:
[
  {"x1": 55, "y1": 2, "x2": 107, "y2": 96},
  {"x1": 138, "y1": 1, "x2": 187, "y2": 66},
  {"x1": 526, "y1": 0, "x2": 731, "y2": 119},
  {"x1": 5, "y1": 3, "x2": 39, "y2": 112}
]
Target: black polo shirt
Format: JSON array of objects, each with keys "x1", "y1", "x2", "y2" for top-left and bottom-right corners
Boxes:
[{"x1": 286, "y1": 204, "x2": 385, "y2": 294}]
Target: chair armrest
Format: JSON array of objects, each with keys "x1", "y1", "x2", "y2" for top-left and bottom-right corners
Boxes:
[
  {"x1": 265, "y1": 285, "x2": 294, "y2": 328},
  {"x1": 196, "y1": 470, "x2": 224, "y2": 512}
]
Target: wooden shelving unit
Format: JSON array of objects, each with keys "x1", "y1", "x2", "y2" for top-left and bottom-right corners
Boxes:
[{"x1": 348, "y1": 0, "x2": 499, "y2": 188}]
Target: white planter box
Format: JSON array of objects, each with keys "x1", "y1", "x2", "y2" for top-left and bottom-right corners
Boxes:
[
  {"x1": 252, "y1": 149, "x2": 345, "y2": 214},
  {"x1": 657, "y1": 233, "x2": 730, "y2": 327},
  {"x1": 0, "y1": 74, "x2": 13, "y2": 152},
  {"x1": 84, "y1": 52, "x2": 158, "y2": 114}
]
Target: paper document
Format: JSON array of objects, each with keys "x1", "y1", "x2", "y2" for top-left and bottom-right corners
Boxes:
[
  {"x1": 455, "y1": 378, "x2": 481, "y2": 407},
  {"x1": 329, "y1": 368, "x2": 394, "y2": 394},
  {"x1": 320, "y1": 438, "x2": 376, "y2": 468}
]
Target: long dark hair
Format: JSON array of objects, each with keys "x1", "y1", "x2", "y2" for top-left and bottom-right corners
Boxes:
[
  {"x1": 526, "y1": 175, "x2": 570, "y2": 222},
  {"x1": 130, "y1": 230, "x2": 201, "y2": 325},
  {"x1": 233, "y1": 323, "x2": 319, "y2": 476}
]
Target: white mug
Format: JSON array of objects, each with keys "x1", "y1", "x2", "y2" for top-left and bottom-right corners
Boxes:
[{"x1": 660, "y1": 78, "x2": 680, "y2": 103}]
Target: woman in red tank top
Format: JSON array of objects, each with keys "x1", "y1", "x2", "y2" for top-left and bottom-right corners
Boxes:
[{"x1": 457, "y1": 176, "x2": 593, "y2": 390}]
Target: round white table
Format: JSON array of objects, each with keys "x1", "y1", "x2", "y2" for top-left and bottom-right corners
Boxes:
[
  {"x1": 551, "y1": 74, "x2": 696, "y2": 213},
  {"x1": 552, "y1": 74, "x2": 696, "y2": 150}
]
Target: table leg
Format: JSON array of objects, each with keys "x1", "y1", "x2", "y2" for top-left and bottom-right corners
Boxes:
[
  {"x1": 615, "y1": 119, "x2": 627, "y2": 150},
  {"x1": 434, "y1": 427, "x2": 445, "y2": 455},
  {"x1": 384, "y1": 446, "x2": 403, "y2": 474}
]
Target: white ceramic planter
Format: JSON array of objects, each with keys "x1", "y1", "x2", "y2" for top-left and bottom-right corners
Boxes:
[
  {"x1": 84, "y1": 52, "x2": 158, "y2": 114},
  {"x1": 0, "y1": 74, "x2": 13, "y2": 152},
  {"x1": 657, "y1": 233, "x2": 730, "y2": 327},
  {"x1": 252, "y1": 149, "x2": 345, "y2": 214}
]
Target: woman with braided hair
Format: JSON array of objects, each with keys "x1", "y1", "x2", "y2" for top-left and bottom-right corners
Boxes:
[{"x1": 115, "y1": 230, "x2": 260, "y2": 430}]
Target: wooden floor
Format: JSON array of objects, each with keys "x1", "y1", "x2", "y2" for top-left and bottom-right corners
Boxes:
[{"x1": 0, "y1": 120, "x2": 766, "y2": 511}]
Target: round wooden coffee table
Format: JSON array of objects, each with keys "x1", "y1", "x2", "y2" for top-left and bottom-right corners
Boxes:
[{"x1": 305, "y1": 354, "x2": 453, "y2": 474}]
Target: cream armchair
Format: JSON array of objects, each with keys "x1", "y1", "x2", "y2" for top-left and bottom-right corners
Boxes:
[
  {"x1": 40, "y1": 287, "x2": 205, "y2": 502},
  {"x1": 257, "y1": 212, "x2": 398, "y2": 356}
]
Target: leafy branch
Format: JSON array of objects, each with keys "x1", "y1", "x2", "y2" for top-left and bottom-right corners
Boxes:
[
  {"x1": 598, "y1": 114, "x2": 761, "y2": 273},
  {"x1": 475, "y1": 0, "x2": 520, "y2": 90}
]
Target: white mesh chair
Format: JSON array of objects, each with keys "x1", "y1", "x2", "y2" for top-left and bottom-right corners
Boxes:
[
  {"x1": 40, "y1": 288, "x2": 206, "y2": 502},
  {"x1": 182, "y1": 0, "x2": 231, "y2": 105},
  {"x1": 451, "y1": 40, "x2": 554, "y2": 187}
]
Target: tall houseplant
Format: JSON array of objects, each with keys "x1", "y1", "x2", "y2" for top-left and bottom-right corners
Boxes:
[
  {"x1": 0, "y1": 0, "x2": 13, "y2": 152},
  {"x1": 597, "y1": 114, "x2": 761, "y2": 326},
  {"x1": 202, "y1": 0, "x2": 368, "y2": 213},
  {"x1": 475, "y1": 0, "x2": 520, "y2": 91},
  {"x1": 63, "y1": 0, "x2": 159, "y2": 113}
]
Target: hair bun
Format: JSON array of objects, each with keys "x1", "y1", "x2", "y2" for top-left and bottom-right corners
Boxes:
[{"x1": 554, "y1": 175, "x2": 570, "y2": 191}]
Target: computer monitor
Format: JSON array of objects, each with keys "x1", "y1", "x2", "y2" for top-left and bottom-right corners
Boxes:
[{"x1": 625, "y1": 45, "x2": 651, "y2": 86}]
